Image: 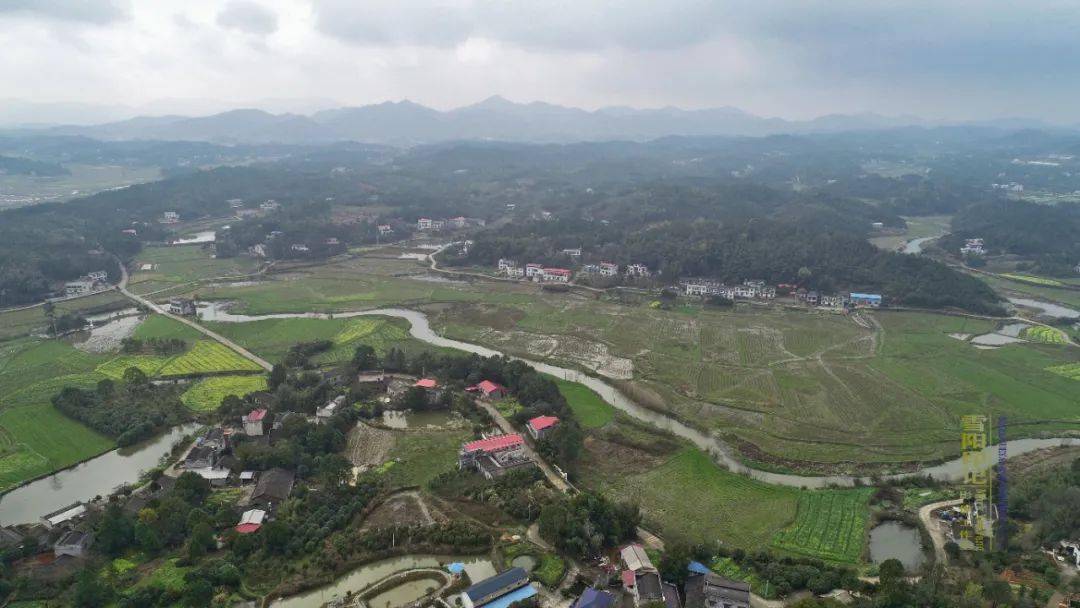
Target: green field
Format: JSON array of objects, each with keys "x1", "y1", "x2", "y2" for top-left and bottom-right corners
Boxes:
[
  {"x1": 128, "y1": 245, "x2": 260, "y2": 296},
  {"x1": 999, "y1": 273, "x2": 1065, "y2": 287},
  {"x1": 207, "y1": 315, "x2": 421, "y2": 366},
  {"x1": 1046, "y1": 363, "x2": 1080, "y2": 381},
  {"x1": 384, "y1": 428, "x2": 472, "y2": 488},
  {"x1": 133, "y1": 314, "x2": 204, "y2": 341},
  {"x1": 181, "y1": 375, "x2": 268, "y2": 412},
  {"x1": 97, "y1": 340, "x2": 262, "y2": 379},
  {"x1": 770, "y1": 488, "x2": 873, "y2": 563},
  {"x1": 1022, "y1": 326, "x2": 1068, "y2": 344},
  {"x1": 0, "y1": 290, "x2": 130, "y2": 341},
  {"x1": 589, "y1": 447, "x2": 800, "y2": 548},
  {"x1": 0, "y1": 404, "x2": 113, "y2": 492},
  {"x1": 553, "y1": 378, "x2": 614, "y2": 429}
]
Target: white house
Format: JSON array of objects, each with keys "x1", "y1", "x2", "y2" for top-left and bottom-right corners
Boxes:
[
  {"x1": 244, "y1": 409, "x2": 268, "y2": 436},
  {"x1": 625, "y1": 264, "x2": 650, "y2": 277},
  {"x1": 543, "y1": 268, "x2": 572, "y2": 283},
  {"x1": 41, "y1": 503, "x2": 87, "y2": 529},
  {"x1": 317, "y1": 395, "x2": 345, "y2": 424},
  {"x1": 561, "y1": 248, "x2": 582, "y2": 258},
  {"x1": 162, "y1": 211, "x2": 179, "y2": 223},
  {"x1": 64, "y1": 280, "x2": 96, "y2": 297},
  {"x1": 961, "y1": 238, "x2": 985, "y2": 256},
  {"x1": 417, "y1": 218, "x2": 433, "y2": 230},
  {"x1": 377, "y1": 224, "x2": 393, "y2": 236},
  {"x1": 260, "y1": 200, "x2": 280, "y2": 210},
  {"x1": 525, "y1": 263, "x2": 544, "y2": 278},
  {"x1": 598, "y1": 262, "x2": 619, "y2": 277},
  {"x1": 498, "y1": 258, "x2": 517, "y2": 271},
  {"x1": 683, "y1": 283, "x2": 709, "y2": 296}
]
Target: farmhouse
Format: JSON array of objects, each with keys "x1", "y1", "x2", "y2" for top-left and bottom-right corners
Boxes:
[
  {"x1": 260, "y1": 200, "x2": 280, "y2": 210},
  {"x1": 849, "y1": 293, "x2": 883, "y2": 307},
  {"x1": 251, "y1": 467, "x2": 295, "y2": 508},
  {"x1": 377, "y1": 224, "x2": 393, "y2": 236},
  {"x1": 821, "y1": 294, "x2": 845, "y2": 308},
  {"x1": 562, "y1": 248, "x2": 583, "y2": 258},
  {"x1": 87, "y1": 270, "x2": 108, "y2": 282},
  {"x1": 41, "y1": 503, "x2": 87, "y2": 529},
  {"x1": 244, "y1": 408, "x2": 268, "y2": 436},
  {"x1": 168, "y1": 298, "x2": 196, "y2": 316},
  {"x1": 191, "y1": 467, "x2": 230, "y2": 486},
  {"x1": 356, "y1": 370, "x2": 388, "y2": 390},
  {"x1": 498, "y1": 258, "x2": 517, "y2": 271},
  {"x1": 184, "y1": 445, "x2": 218, "y2": 470},
  {"x1": 64, "y1": 279, "x2": 96, "y2": 297},
  {"x1": 684, "y1": 572, "x2": 751, "y2": 608},
  {"x1": 417, "y1": 218, "x2": 433, "y2": 230},
  {"x1": 460, "y1": 567, "x2": 536, "y2": 608},
  {"x1": 235, "y1": 509, "x2": 266, "y2": 534},
  {"x1": 459, "y1": 434, "x2": 533, "y2": 479},
  {"x1": 598, "y1": 262, "x2": 619, "y2": 277},
  {"x1": 53, "y1": 530, "x2": 94, "y2": 559},
  {"x1": 803, "y1": 291, "x2": 820, "y2": 306},
  {"x1": 683, "y1": 282, "x2": 710, "y2": 296},
  {"x1": 626, "y1": 263, "x2": 650, "y2": 277},
  {"x1": 290, "y1": 244, "x2": 309, "y2": 253},
  {"x1": 317, "y1": 395, "x2": 346, "y2": 424},
  {"x1": 525, "y1": 263, "x2": 544, "y2": 278},
  {"x1": 526, "y1": 415, "x2": 559, "y2": 440},
  {"x1": 543, "y1": 268, "x2": 572, "y2": 283},
  {"x1": 961, "y1": 238, "x2": 986, "y2": 256},
  {"x1": 467, "y1": 380, "x2": 508, "y2": 399},
  {"x1": 161, "y1": 211, "x2": 180, "y2": 223},
  {"x1": 620, "y1": 543, "x2": 656, "y2": 573},
  {"x1": 505, "y1": 266, "x2": 525, "y2": 278}
]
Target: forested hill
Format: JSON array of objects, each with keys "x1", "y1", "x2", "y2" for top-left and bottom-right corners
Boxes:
[
  {"x1": 943, "y1": 200, "x2": 1080, "y2": 276},
  {"x1": 459, "y1": 218, "x2": 1004, "y2": 315}
]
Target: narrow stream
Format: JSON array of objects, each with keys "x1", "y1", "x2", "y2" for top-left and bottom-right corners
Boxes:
[{"x1": 197, "y1": 302, "x2": 1080, "y2": 489}]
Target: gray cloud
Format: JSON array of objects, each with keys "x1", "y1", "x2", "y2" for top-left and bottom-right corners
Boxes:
[
  {"x1": 216, "y1": 1, "x2": 278, "y2": 35},
  {"x1": 0, "y1": 0, "x2": 129, "y2": 24}
]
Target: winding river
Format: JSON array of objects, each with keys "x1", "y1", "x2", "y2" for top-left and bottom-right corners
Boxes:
[
  {"x1": 0, "y1": 424, "x2": 199, "y2": 526},
  {"x1": 197, "y1": 303, "x2": 1080, "y2": 489}
]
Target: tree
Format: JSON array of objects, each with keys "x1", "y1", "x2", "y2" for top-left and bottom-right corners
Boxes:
[
  {"x1": 173, "y1": 472, "x2": 211, "y2": 504},
  {"x1": 96, "y1": 504, "x2": 135, "y2": 557},
  {"x1": 269, "y1": 364, "x2": 287, "y2": 390},
  {"x1": 352, "y1": 344, "x2": 378, "y2": 369},
  {"x1": 658, "y1": 542, "x2": 693, "y2": 589},
  {"x1": 122, "y1": 366, "x2": 149, "y2": 387},
  {"x1": 74, "y1": 568, "x2": 112, "y2": 608},
  {"x1": 134, "y1": 521, "x2": 162, "y2": 555},
  {"x1": 183, "y1": 578, "x2": 213, "y2": 607}
]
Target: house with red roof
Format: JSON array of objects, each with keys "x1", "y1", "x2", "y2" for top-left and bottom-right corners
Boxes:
[
  {"x1": 244, "y1": 408, "x2": 268, "y2": 436},
  {"x1": 467, "y1": 380, "x2": 507, "y2": 400},
  {"x1": 526, "y1": 415, "x2": 560, "y2": 440},
  {"x1": 235, "y1": 509, "x2": 265, "y2": 534},
  {"x1": 543, "y1": 268, "x2": 572, "y2": 283},
  {"x1": 414, "y1": 378, "x2": 438, "y2": 389},
  {"x1": 459, "y1": 433, "x2": 533, "y2": 480}
]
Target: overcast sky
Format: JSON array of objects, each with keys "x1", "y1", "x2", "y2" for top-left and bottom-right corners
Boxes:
[{"x1": 3, "y1": 0, "x2": 1080, "y2": 123}]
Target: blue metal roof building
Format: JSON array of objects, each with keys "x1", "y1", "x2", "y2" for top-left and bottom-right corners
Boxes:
[{"x1": 461, "y1": 567, "x2": 531, "y2": 608}]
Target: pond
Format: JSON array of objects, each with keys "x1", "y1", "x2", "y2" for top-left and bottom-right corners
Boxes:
[
  {"x1": 366, "y1": 576, "x2": 444, "y2": 608},
  {"x1": 172, "y1": 230, "x2": 216, "y2": 245},
  {"x1": 269, "y1": 554, "x2": 496, "y2": 608},
  {"x1": 869, "y1": 521, "x2": 926, "y2": 572},
  {"x1": 1008, "y1": 297, "x2": 1080, "y2": 320},
  {"x1": 0, "y1": 424, "x2": 200, "y2": 526}
]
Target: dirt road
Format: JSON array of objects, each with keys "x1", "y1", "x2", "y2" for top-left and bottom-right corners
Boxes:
[
  {"x1": 918, "y1": 498, "x2": 964, "y2": 563},
  {"x1": 115, "y1": 259, "x2": 272, "y2": 371}
]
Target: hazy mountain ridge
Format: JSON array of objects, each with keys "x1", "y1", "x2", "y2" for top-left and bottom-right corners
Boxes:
[{"x1": 8, "y1": 96, "x2": 1073, "y2": 145}]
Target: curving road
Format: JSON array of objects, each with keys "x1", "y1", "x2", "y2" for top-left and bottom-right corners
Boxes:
[
  {"x1": 114, "y1": 258, "x2": 272, "y2": 371},
  {"x1": 918, "y1": 498, "x2": 964, "y2": 564}
]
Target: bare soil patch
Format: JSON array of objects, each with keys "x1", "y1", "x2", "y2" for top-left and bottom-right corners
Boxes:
[{"x1": 346, "y1": 421, "x2": 396, "y2": 467}]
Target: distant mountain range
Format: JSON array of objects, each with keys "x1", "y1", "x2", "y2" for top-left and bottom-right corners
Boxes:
[{"x1": 2, "y1": 96, "x2": 1069, "y2": 145}]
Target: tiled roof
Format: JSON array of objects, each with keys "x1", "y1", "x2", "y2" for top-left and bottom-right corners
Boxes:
[
  {"x1": 528, "y1": 415, "x2": 560, "y2": 431},
  {"x1": 235, "y1": 523, "x2": 261, "y2": 534},
  {"x1": 477, "y1": 380, "x2": 504, "y2": 395},
  {"x1": 464, "y1": 567, "x2": 529, "y2": 603},
  {"x1": 246, "y1": 408, "x2": 267, "y2": 421},
  {"x1": 415, "y1": 378, "x2": 438, "y2": 388},
  {"x1": 462, "y1": 433, "x2": 524, "y2": 454}
]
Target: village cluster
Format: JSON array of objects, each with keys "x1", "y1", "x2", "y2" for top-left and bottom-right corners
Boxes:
[
  {"x1": 62, "y1": 270, "x2": 110, "y2": 297},
  {"x1": 456, "y1": 542, "x2": 750, "y2": 608},
  {"x1": 496, "y1": 258, "x2": 651, "y2": 283}
]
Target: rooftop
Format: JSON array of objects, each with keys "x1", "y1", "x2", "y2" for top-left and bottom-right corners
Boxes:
[
  {"x1": 528, "y1": 415, "x2": 560, "y2": 431},
  {"x1": 246, "y1": 408, "x2": 268, "y2": 421},
  {"x1": 415, "y1": 378, "x2": 438, "y2": 389},
  {"x1": 464, "y1": 567, "x2": 529, "y2": 603},
  {"x1": 462, "y1": 433, "x2": 524, "y2": 454}
]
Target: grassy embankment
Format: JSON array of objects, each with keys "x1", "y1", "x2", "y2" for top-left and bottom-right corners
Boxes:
[{"x1": 127, "y1": 244, "x2": 260, "y2": 296}]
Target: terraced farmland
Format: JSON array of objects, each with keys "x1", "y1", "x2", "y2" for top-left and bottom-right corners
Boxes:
[
  {"x1": 1046, "y1": 363, "x2": 1080, "y2": 381},
  {"x1": 97, "y1": 340, "x2": 261, "y2": 379},
  {"x1": 771, "y1": 489, "x2": 873, "y2": 563}
]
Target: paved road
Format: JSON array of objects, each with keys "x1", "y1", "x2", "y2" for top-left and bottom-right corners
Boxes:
[
  {"x1": 115, "y1": 259, "x2": 273, "y2": 371},
  {"x1": 918, "y1": 498, "x2": 965, "y2": 564}
]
